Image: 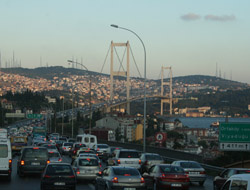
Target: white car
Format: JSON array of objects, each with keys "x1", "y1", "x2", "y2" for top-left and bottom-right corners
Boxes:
[{"x1": 221, "y1": 174, "x2": 250, "y2": 189}]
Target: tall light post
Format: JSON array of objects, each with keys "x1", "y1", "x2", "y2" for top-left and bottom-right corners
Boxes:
[
  {"x1": 67, "y1": 60, "x2": 92, "y2": 135},
  {"x1": 110, "y1": 24, "x2": 147, "y2": 152}
]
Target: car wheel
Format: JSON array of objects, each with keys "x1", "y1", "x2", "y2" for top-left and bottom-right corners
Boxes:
[
  {"x1": 213, "y1": 183, "x2": 218, "y2": 190},
  {"x1": 199, "y1": 181, "x2": 205, "y2": 186},
  {"x1": 95, "y1": 183, "x2": 98, "y2": 190}
]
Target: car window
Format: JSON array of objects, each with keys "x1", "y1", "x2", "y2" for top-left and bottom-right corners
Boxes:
[
  {"x1": 63, "y1": 143, "x2": 73, "y2": 146},
  {"x1": 48, "y1": 152, "x2": 60, "y2": 158},
  {"x1": 160, "y1": 166, "x2": 184, "y2": 173},
  {"x1": 231, "y1": 180, "x2": 247, "y2": 190},
  {"x1": 90, "y1": 137, "x2": 95, "y2": 143},
  {"x1": 79, "y1": 158, "x2": 98, "y2": 166},
  {"x1": 180, "y1": 162, "x2": 202, "y2": 168},
  {"x1": 113, "y1": 168, "x2": 140, "y2": 176},
  {"x1": 46, "y1": 165, "x2": 73, "y2": 176},
  {"x1": 222, "y1": 180, "x2": 231, "y2": 190},
  {"x1": 227, "y1": 169, "x2": 235, "y2": 178},
  {"x1": 23, "y1": 148, "x2": 47, "y2": 159},
  {"x1": 97, "y1": 144, "x2": 108, "y2": 148},
  {"x1": 84, "y1": 137, "x2": 89, "y2": 143},
  {"x1": 0, "y1": 144, "x2": 8, "y2": 158},
  {"x1": 119, "y1": 151, "x2": 139, "y2": 158},
  {"x1": 145, "y1": 154, "x2": 162, "y2": 160}
]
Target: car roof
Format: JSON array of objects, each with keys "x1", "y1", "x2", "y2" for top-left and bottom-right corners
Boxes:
[
  {"x1": 228, "y1": 174, "x2": 250, "y2": 180},
  {"x1": 47, "y1": 163, "x2": 71, "y2": 166}
]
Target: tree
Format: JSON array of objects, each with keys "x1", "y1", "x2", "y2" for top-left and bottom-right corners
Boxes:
[{"x1": 198, "y1": 140, "x2": 208, "y2": 149}]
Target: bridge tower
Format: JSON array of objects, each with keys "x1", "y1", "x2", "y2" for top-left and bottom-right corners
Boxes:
[
  {"x1": 161, "y1": 66, "x2": 173, "y2": 116},
  {"x1": 110, "y1": 41, "x2": 130, "y2": 114}
]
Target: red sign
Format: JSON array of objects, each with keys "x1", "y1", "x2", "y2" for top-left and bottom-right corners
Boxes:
[{"x1": 155, "y1": 132, "x2": 167, "y2": 143}]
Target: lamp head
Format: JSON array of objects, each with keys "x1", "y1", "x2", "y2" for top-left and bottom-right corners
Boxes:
[
  {"x1": 67, "y1": 60, "x2": 73, "y2": 63},
  {"x1": 110, "y1": 24, "x2": 118, "y2": 28}
]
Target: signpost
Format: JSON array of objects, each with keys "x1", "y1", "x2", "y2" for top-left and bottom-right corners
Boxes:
[
  {"x1": 219, "y1": 123, "x2": 250, "y2": 151},
  {"x1": 26, "y1": 114, "x2": 43, "y2": 119}
]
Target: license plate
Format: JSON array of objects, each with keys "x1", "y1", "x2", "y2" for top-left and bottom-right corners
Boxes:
[
  {"x1": 124, "y1": 188, "x2": 136, "y2": 190},
  {"x1": 31, "y1": 162, "x2": 40, "y2": 165},
  {"x1": 189, "y1": 172, "x2": 199, "y2": 174},
  {"x1": 125, "y1": 161, "x2": 133, "y2": 164},
  {"x1": 171, "y1": 184, "x2": 181, "y2": 187},
  {"x1": 54, "y1": 182, "x2": 65, "y2": 186}
]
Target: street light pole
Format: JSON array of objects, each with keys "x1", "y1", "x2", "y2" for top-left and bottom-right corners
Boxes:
[
  {"x1": 67, "y1": 60, "x2": 92, "y2": 135},
  {"x1": 111, "y1": 24, "x2": 147, "y2": 152}
]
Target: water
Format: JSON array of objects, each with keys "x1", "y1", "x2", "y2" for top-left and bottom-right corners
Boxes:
[{"x1": 168, "y1": 117, "x2": 250, "y2": 128}]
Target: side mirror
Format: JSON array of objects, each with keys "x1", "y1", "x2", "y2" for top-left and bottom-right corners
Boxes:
[{"x1": 143, "y1": 172, "x2": 149, "y2": 177}]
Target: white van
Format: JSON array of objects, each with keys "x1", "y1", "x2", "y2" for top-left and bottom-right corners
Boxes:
[
  {"x1": 221, "y1": 174, "x2": 250, "y2": 190},
  {"x1": 76, "y1": 134, "x2": 97, "y2": 149},
  {"x1": 0, "y1": 135, "x2": 12, "y2": 181}
]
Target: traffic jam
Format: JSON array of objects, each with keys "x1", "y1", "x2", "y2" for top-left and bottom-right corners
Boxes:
[{"x1": 0, "y1": 121, "x2": 240, "y2": 190}]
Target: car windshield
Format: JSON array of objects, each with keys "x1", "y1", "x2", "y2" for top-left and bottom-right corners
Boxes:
[
  {"x1": 180, "y1": 162, "x2": 202, "y2": 168},
  {"x1": 160, "y1": 166, "x2": 185, "y2": 174},
  {"x1": 48, "y1": 152, "x2": 60, "y2": 158},
  {"x1": 23, "y1": 148, "x2": 47, "y2": 159},
  {"x1": 63, "y1": 143, "x2": 73, "y2": 146},
  {"x1": 75, "y1": 144, "x2": 86, "y2": 148},
  {"x1": 145, "y1": 154, "x2": 162, "y2": 160},
  {"x1": 46, "y1": 165, "x2": 73, "y2": 176},
  {"x1": 97, "y1": 144, "x2": 108, "y2": 148},
  {"x1": 119, "y1": 151, "x2": 139, "y2": 158},
  {"x1": 113, "y1": 168, "x2": 140, "y2": 176},
  {"x1": 79, "y1": 158, "x2": 98, "y2": 166},
  {"x1": 42, "y1": 144, "x2": 57, "y2": 149}
]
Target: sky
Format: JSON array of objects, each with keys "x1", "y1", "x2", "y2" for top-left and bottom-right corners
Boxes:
[{"x1": 0, "y1": 0, "x2": 250, "y2": 83}]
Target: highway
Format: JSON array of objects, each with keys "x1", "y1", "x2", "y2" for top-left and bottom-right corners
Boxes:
[{"x1": 0, "y1": 154, "x2": 214, "y2": 190}]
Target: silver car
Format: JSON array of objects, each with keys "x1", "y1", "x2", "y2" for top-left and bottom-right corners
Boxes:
[
  {"x1": 113, "y1": 149, "x2": 141, "y2": 170},
  {"x1": 95, "y1": 166, "x2": 146, "y2": 190},
  {"x1": 48, "y1": 150, "x2": 62, "y2": 163},
  {"x1": 172, "y1": 160, "x2": 206, "y2": 186},
  {"x1": 72, "y1": 156, "x2": 101, "y2": 181}
]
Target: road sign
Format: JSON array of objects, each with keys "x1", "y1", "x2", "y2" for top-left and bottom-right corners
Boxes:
[
  {"x1": 26, "y1": 114, "x2": 43, "y2": 119},
  {"x1": 219, "y1": 123, "x2": 250, "y2": 143},
  {"x1": 219, "y1": 143, "x2": 250, "y2": 151},
  {"x1": 155, "y1": 132, "x2": 167, "y2": 143}
]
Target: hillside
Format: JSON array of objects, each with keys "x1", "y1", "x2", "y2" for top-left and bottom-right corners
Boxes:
[{"x1": 1, "y1": 67, "x2": 249, "y2": 90}]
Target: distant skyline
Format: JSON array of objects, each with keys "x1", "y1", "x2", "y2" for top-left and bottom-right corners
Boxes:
[{"x1": 0, "y1": 0, "x2": 250, "y2": 83}]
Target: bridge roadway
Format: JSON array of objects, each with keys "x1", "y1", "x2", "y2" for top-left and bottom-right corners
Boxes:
[{"x1": 0, "y1": 155, "x2": 214, "y2": 190}]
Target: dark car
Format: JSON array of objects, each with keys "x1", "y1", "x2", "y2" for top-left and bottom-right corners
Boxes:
[
  {"x1": 95, "y1": 166, "x2": 146, "y2": 190},
  {"x1": 213, "y1": 168, "x2": 250, "y2": 190},
  {"x1": 143, "y1": 164, "x2": 189, "y2": 190},
  {"x1": 140, "y1": 153, "x2": 164, "y2": 173},
  {"x1": 41, "y1": 163, "x2": 76, "y2": 190},
  {"x1": 17, "y1": 146, "x2": 49, "y2": 177},
  {"x1": 70, "y1": 143, "x2": 87, "y2": 158}
]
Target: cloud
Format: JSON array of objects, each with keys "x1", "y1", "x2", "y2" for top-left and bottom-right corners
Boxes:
[
  {"x1": 181, "y1": 13, "x2": 201, "y2": 21},
  {"x1": 204, "y1": 14, "x2": 236, "y2": 22}
]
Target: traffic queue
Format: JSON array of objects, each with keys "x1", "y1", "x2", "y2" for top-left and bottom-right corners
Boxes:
[{"x1": 1, "y1": 124, "x2": 249, "y2": 190}]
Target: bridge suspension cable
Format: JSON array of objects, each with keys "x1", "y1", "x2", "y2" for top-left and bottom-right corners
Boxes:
[
  {"x1": 100, "y1": 45, "x2": 111, "y2": 73},
  {"x1": 114, "y1": 46, "x2": 126, "y2": 73}
]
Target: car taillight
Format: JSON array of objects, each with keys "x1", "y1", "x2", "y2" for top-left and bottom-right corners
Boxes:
[
  {"x1": 97, "y1": 148, "x2": 100, "y2": 151},
  {"x1": 44, "y1": 175, "x2": 50, "y2": 178},
  {"x1": 9, "y1": 159, "x2": 12, "y2": 171},
  {"x1": 69, "y1": 175, "x2": 75, "y2": 178},
  {"x1": 96, "y1": 153, "x2": 99, "y2": 156},
  {"x1": 21, "y1": 160, "x2": 25, "y2": 166},
  {"x1": 73, "y1": 150, "x2": 76, "y2": 154},
  {"x1": 58, "y1": 158, "x2": 62, "y2": 162},
  {"x1": 99, "y1": 163, "x2": 102, "y2": 168},
  {"x1": 63, "y1": 147, "x2": 66, "y2": 149},
  {"x1": 112, "y1": 177, "x2": 118, "y2": 183},
  {"x1": 140, "y1": 177, "x2": 145, "y2": 183},
  {"x1": 139, "y1": 159, "x2": 141, "y2": 164},
  {"x1": 185, "y1": 175, "x2": 190, "y2": 182},
  {"x1": 117, "y1": 159, "x2": 120, "y2": 164},
  {"x1": 77, "y1": 168, "x2": 80, "y2": 175},
  {"x1": 98, "y1": 171, "x2": 102, "y2": 175},
  {"x1": 47, "y1": 160, "x2": 50, "y2": 164},
  {"x1": 200, "y1": 171, "x2": 206, "y2": 174},
  {"x1": 33, "y1": 147, "x2": 39, "y2": 149},
  {"x1": 185, "y1": 171, "x2": 189, "y2": 175},
  {"x1": 161, "y1": 173, "x2": 166, "y2": 178}
]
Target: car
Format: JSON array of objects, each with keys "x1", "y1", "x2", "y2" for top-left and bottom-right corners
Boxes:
[
  {"x1": 78, "y1": 153, "x2": 102, "y2": 167},
  {"x1": 112, "y1": 149, "x2": 141, "y2": 170},
  {"x1": 142, "y1": 164, "x2": 189, "y2": 190},
  {"x1": 213, "y1": 168, "x2": 250, "y2": 190},
  {"x1": 17, "y1": 146, "x2": 49, "y2": 177},
  {"x1": 72, "y1": 156, "x2": 101, "y2": 181},
  {"x1": 41, "y1": 163, "x2": 76, "y2": 190},
  {"x1": 48, "y1": 150, "x2": 63, "y2": 163},
  {"x1": 140, "y1": 153, "x2": 164, "y2": 173},
  {"x1": 70, "y1": 143, "x2": 87, "y2": 158},
  {"x1": 41, "y1": 143, "x2": 58, "y2": 152},
  {"x1": 172, "y1": 160, "x2": 206, "y2": 186},
  {"x1": 67, "y1": 138, "x2": 76, "y2": 143},
  {"x1": 221, "y1": 174, "x2": 250, "y2": 190},
  {"x1": 61, "y1": 142, "x2": 73, "y2": 155},
  {"x1": 94, "y1": 144, "x2": 109, "y2": 160},
  {"x1": 95, "y1": 166, "x2": 146, "y2": 190}
]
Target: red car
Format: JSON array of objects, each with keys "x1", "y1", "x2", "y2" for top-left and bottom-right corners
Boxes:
[{"x1": 143, "y1": 164, "x2": 189, "y2": 190}]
